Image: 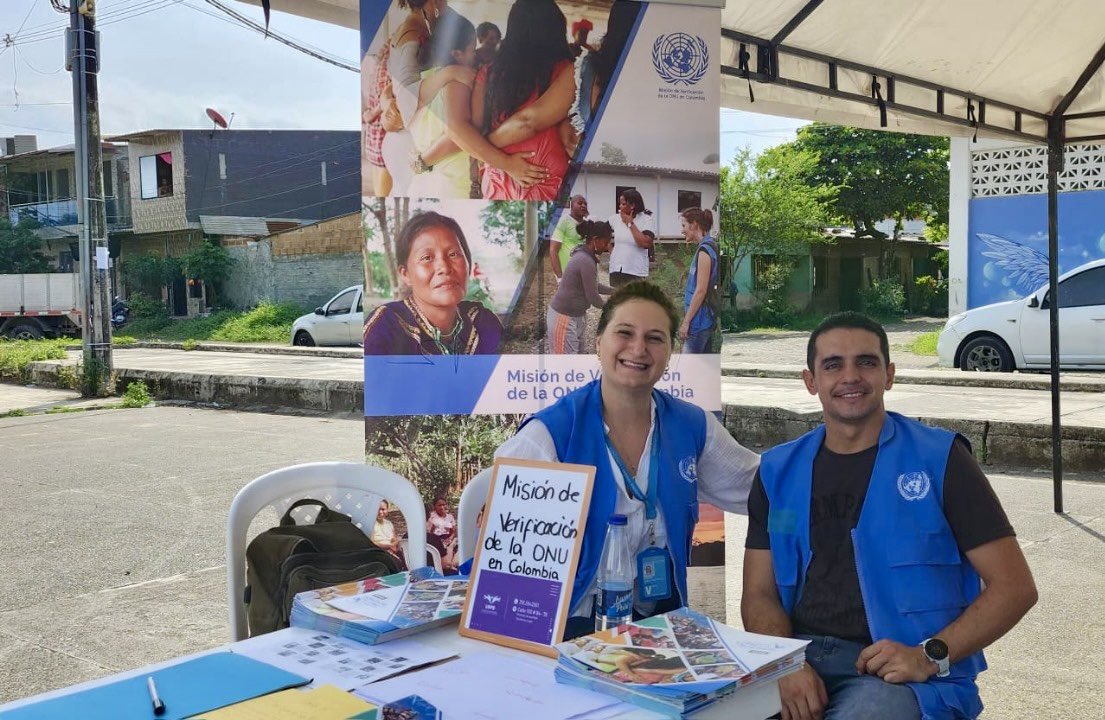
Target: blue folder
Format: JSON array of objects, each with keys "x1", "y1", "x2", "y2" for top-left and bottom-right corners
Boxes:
[{"x1": 1, "y1": 651, "x2": 309, "y2": 720}]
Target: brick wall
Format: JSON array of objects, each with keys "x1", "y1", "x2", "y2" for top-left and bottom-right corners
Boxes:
[{"x1": 271, "y1": 214, "x2": 362, "y2": 257}]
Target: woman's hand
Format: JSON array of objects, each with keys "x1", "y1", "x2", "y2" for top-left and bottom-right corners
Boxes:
[
  {"x1": 502, "y1": 151, "x2": 548, "y2": 188},
  {"x1": 620, "y1": 209, "x2": 633, "y2": 226},
  {"x1": 678, "y1": 319, "x2": 690, "y2": 341}
]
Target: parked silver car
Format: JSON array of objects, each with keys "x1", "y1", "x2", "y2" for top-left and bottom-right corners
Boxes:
[{"x1": 290, "y1": 285, "x2": 364, "y2": 347}]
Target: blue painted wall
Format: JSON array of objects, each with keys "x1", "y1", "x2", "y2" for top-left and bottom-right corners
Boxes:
[
  {"x1": 181, "y1": 130, "x2": 360, "y2": 223},
  {"x1": 967, "y1": 189, "x2": 1105, "y2": 308}
]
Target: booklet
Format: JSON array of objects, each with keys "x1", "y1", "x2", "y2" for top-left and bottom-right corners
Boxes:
[
  {"x1": 554, "y1": 608, "x2": 808, "y2": 717},
  {"x1": 290, "y1": 567, "x2": 468, "y2": 645}
]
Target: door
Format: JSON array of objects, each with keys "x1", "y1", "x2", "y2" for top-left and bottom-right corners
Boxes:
[
  {"x1": 171, "y1": 275, "x2": 188, "y2": 316},
  {"x1": 316, "y1": 287, "x2": 357, "y2": 345},
  {"x1": 348, "y1": 290, "x2": 365, "y2": 346},
  {"x1": 1020, "y1": 265, "x2": 1105, "y2": 366},
  {"x1": 839, "y1": 257, "x2": 863, "y2": 311}
]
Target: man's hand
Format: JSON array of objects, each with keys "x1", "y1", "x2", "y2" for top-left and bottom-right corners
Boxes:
[
  {"x1": 856, "y1": 640, "x2": 936, "y2": 684},
  {"x1": 778, "y1": 664, "x2": 828, "y2": 720}
]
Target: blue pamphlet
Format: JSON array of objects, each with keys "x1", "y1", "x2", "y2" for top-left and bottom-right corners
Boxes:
[{"x1": 1, "y1": 651, "x2": 309, "y2": 720}]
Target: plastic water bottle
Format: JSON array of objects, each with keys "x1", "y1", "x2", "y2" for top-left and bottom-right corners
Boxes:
[{"x1": 595, "y1": 514, "x2": 635, "y2": 631}]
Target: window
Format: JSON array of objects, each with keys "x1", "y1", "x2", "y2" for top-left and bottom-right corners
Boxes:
[
  {"x1": 1051, "y1": 267, "x2": 1105, "y2": 309},
  {"x1": 752, "y1": 255, "x2": 772, "y2": 290},
  {"x1": 58, "y1": 251, "x2": 74, "y2": 273},
  {"x1": 139, "y1": 153, "x2": 173, "y2": 199},
  {"x1": 102, "y1": 160, "x2": 113, "y2": 197},
  {"x1": 326, "y1": 289, "x2": 357, "y2": 316},
  {"x1": 813, "y1": 256, "x2": 828, "y2": 292},
  {"x1": 677, "y1": 190, "x2": 702, "y2": 213},
  {"x1": 615, "y1": 185, "x2": 636, "y2": 208}
]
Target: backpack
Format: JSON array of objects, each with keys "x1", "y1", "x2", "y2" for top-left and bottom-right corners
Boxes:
[{"x1": 244, "y1": 498, "x2": 401, "y2": 637}]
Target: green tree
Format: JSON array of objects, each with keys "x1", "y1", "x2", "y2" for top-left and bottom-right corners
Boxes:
[
  {"x1": 718, "y1": 146, "x2": 836, "y2": 284},
  {"x1": 0, "y1": 218, "x2": 50, "y2": 273},
  {"x1": 600, "y1": 142, "x2": 628, "y2": 164},
  {"x1": 480, "y1": 201, "x2": 551, "y2": 252},
  {"x1": 183, "y1": 240, "x2": 234, "y2": 306},
  {"x1": 122, "y1": 253, "x2": 173, "y2": 297},
  {"x1": 785, "y1": 124, "x2": 949, "y2": 242}
]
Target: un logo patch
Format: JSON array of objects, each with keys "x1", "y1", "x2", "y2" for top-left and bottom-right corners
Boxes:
[
  {"x1": 652, "y1": 33, "x2": 710, "y2": 86},
  {"x1": 897, "y1": 471, "x2": 932, "y2": 501},
  {"x1": 679, "y1": 456, "x2": 698, "y2": 483}
]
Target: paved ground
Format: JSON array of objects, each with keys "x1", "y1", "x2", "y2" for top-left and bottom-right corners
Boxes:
[{"x1": 0, "y1": 395, "x2": 1103, "y2": 718}]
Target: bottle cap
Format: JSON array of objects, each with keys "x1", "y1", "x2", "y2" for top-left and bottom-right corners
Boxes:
[{"x1": 608, "y1": 514, "x2": 628, "y2": 526}]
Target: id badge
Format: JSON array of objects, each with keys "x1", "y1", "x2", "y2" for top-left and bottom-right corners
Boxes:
[{"x1": 636, "y1": 546, "x2": 672, "y2": 601}]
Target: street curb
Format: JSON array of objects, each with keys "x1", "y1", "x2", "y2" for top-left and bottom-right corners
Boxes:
[
  {"x1": 22, "y1": 362, "x2": 1105, "y2": 474},
  {"x1": 721, "y1": 365, "x2": 1105, "y2": 393},
  {"x1": 126, "y1": 341, "x2": 362, "y2": 359}
]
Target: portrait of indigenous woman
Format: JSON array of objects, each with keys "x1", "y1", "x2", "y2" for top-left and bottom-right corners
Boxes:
[
  {"x1": 495, "y1": 281, "x2": 759, "y2": 640},
  {"x1": 408, "y1": 7, "x2": 547, "y2": 199},
  {"x1": 607, "y1": 189, "x2": 655, "y2": 288},
  {"x1": 546, "y1": 219, "x2": 613, "y2": 354},
  {"x1": 363, "y1": 211, "x2": 502, "y2": 355},
  {"x1": 678, "y1": 208, "x2": 720, "y2": 354},
  {"x1": 473, "y1": 0, "x2": 577, "y2": 201}
]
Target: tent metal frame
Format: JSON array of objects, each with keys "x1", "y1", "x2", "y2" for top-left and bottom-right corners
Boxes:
[{"x1": 722, "y1": 2, "x2": 1105, "y2": 513}]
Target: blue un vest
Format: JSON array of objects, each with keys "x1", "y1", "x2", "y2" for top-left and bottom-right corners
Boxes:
[
  {"x1": 760, "y1": 412, "x2": 987, "y2": 720},
  {"x1": 524, "y1": 379, "x2": 707, "y2": 615},
  {"x1": 683, "y1": 237, "x2": 718, "y2": 333}
]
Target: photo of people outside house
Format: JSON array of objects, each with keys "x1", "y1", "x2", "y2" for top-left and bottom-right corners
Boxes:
[{"x1": 360, "y1": 0, "x2": 641, "y2": 201}]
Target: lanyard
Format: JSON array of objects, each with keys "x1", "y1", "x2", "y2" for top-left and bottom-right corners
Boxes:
[{"x1": 604, "y1": 422, "x2": 662, "y2": 526}]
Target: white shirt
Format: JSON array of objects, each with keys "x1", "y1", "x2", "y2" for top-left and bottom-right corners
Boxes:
[
  {"x1": 494, "y1": 403, "x2": 759, "y2": 617},
  {"x1": 607, "y1": 212, "x2": 655, "y2": 278}
]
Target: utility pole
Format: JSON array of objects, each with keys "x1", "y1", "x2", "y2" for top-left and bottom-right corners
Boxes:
[{"x1": 68, "y1": 0, "x2": 113, "y2": 395}]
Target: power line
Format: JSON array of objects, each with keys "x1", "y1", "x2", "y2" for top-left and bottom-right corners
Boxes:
[{"x1": 7, "y1": 0, "x2": 181, "y2": 47}]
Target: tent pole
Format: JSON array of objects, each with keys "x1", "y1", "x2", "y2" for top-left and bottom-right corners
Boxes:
[{"x1": 1046, "y1": 118, "x2": 1064, "y2": 514}]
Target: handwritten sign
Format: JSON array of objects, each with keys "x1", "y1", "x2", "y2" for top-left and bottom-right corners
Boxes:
[{"x1": 459, "y1": 457, "x2": 594, "y2": 656}]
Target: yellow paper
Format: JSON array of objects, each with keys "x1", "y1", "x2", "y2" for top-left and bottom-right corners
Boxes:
[{"x1": 189, "y1": 684, "x2": 374, "y2": 719}]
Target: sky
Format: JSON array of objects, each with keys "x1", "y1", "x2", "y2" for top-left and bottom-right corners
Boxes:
[{"x1": 0, "y1": 0, "x2": 806, "y2": 161}]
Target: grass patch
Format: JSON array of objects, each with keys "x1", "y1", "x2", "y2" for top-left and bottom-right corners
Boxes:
[
  {"x1": 2, "y1": 408, "x2": 28, "y2": 418},
  {"x1": 724, "y1": 311, "x2": 826, "y2": 334},
  {"x1": 120, "y1": 302, "x2": 304, "y2": 343},
  {"x1": 120, "y1": 381, "x2": 152, "y2": 408},
  {"x1": 910, "y1": 331, "x2": 940, "y2": 356},
  {"x1": 0, "y1": 339, "x2": 71, "y2": 382}
]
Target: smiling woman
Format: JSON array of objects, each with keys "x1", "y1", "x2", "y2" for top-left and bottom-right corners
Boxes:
[{"x1": 363, "y1": 211, "x2": 502, "y2": 355}]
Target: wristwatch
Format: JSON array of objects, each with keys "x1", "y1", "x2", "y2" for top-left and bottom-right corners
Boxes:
[{"x1": 921, "y1": 637, "x2": 950, "y2": 677}]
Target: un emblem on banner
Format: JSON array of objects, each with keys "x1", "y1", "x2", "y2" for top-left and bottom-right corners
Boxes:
[{"x1": 652, "y1": 33, "x2": 709, "y2": 86}]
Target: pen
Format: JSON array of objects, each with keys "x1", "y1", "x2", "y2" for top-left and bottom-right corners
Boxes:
[{"x1": 147, "y1": 676, "x2": 166, "y2": 716}]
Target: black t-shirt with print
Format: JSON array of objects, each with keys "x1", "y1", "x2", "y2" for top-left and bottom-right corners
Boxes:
[{"x1": 745, "y1": 437, "x2": 1014, "y2": 646}]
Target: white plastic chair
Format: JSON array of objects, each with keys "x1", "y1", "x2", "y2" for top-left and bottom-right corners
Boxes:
[
  {"x1": 226, "y1": 461, "x2": 427, "y2": 641},
  {"x1": 457, "y1": 467, "x2": 493, "y2": 564}
]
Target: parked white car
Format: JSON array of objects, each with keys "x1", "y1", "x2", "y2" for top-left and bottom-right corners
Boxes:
[
  {"x1": 937, "y1": 259, "x2": 1105, "y2": 371},
  {"x1": 290, "y1": 285, "x2": 364, "y2": 347}
]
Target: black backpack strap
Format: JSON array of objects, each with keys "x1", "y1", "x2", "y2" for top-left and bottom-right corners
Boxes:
[{"x1": 278, "y1": 498, "x2": 353, "y2": 527}]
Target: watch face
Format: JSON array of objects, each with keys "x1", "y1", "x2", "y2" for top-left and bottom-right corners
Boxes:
[{"x1": 924, "y1": 638, "x2": 949, "y2": 661}]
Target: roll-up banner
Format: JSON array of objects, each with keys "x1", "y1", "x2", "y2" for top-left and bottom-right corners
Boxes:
[{"x1": 361, "y1": 0, "x2": 725, "y2": 568}]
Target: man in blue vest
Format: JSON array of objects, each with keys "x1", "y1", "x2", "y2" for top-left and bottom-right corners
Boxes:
[{"x1": 742, "y1": 312, "x2": 1036, "y2": 720}]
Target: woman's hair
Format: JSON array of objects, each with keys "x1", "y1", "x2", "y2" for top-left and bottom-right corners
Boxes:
[
  {"x1": 426, "y1": 7, "x2": 475, "y2": 67},
  {"x1": 591, "y1": 1, "x2": 641, "y2": 91},
  {"x1": 486, "y1": 0, "x2": 572, "y2": 122},
  {"x1": 619, "y1": 188, "x2": 650, "y2": 217},
  {"x1": 395, "y1": 211, "x2": 472, "y2": 270},
  {"x1": 596, "y1": 280, "x2": 680, "y2": 345},
  {"x1": 397, "y1": 0, "x2": 430, "y2": 9},
  {"x1": 681, "y1": 207, "x2": 713, "y2": 233},
  {"x1": 434, "y1": 496, "x2": 447, "y2": 505},
  {"x1": 577, "y1": 219, "x2": 613, "y2": 242}
]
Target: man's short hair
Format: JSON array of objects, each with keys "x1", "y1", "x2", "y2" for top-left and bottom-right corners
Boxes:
[{"x1": 807, "y1": 311, "x2": 890, "y2": 370}]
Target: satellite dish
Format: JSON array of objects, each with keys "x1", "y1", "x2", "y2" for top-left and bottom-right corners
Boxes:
[{"x1": 205, "y1": 108, "x2": 229, "y2": 129}]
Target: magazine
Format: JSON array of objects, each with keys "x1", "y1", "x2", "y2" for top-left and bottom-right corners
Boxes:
[
  {"x1": 555, "y1": 608, "x2": 808, "y2": 717},
  {"x1": 290, "y1": 567, "x2": 468, "y2": 645}
]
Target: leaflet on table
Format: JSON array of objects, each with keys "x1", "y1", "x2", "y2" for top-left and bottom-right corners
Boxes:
[
  {"x1": 355, "y1": 650, "x2": 627, "y2": 720},
  {"x1": 325, "y1": 572, "x2": 468, "y2": 629},
  {"x1": 191, "y1": 683, "x2": 374, "y2": 719},
  {"x1": 231, "y1": 626, "x2": 456, "y2": 692},
  {"x1": 363, "y1": 354, "x2": 721, "y2": 415},
  {"x1": 555, "y1": 608, "x2": 808, "y2": 701}
]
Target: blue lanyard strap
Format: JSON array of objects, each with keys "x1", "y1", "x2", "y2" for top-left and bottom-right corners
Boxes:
[{"x1": 604, "y1": 423, "x2": 662, "y2": 522}]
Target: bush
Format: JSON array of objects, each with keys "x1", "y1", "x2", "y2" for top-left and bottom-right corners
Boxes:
[
  {"x1": 913, "y1": 275, "x2": 948, "y2": 316},
  {"x1": 121, "y1": 380, "x2": 152, "y2": 408},
  {"x1": 753, "y1": 259, "x2": 799, "y2": 326},
  {"x1": 862, "y1": 279, "x2": 906, "y2": 319},
  {"x1": 209, "y1": 302, "x2": 305, "y2": 343},
  {"x1": 128, "y1": 292, "x2": 170, "y2": 320},
  {"x1": 181, "y1": 339, "x2": 199, "y2": 351}
]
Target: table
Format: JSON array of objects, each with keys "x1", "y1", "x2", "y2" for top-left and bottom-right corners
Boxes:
[{"x1": 0, "y1": 626, "x2": 782, "y2": 719}]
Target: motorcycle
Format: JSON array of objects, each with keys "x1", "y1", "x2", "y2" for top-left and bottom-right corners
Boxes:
[{"x1": 111, "y1": 297, "x2": 130, "y2": 329}]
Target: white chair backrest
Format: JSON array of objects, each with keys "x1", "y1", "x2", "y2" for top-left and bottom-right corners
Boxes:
[
  {"x1": 226, "y1": 461, "x2": 427, "y2": 641},
  {"x1": 457, "y1": 467, "x2": 493, "y2": 564}
]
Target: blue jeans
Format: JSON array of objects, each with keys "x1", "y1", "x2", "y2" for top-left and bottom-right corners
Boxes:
[
  {"x1": 799, "y1": 635, "x2": 920, "y2": 720},
  {"x1": 683, "y1": 326, "x2": 716, "y2": 353}
]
